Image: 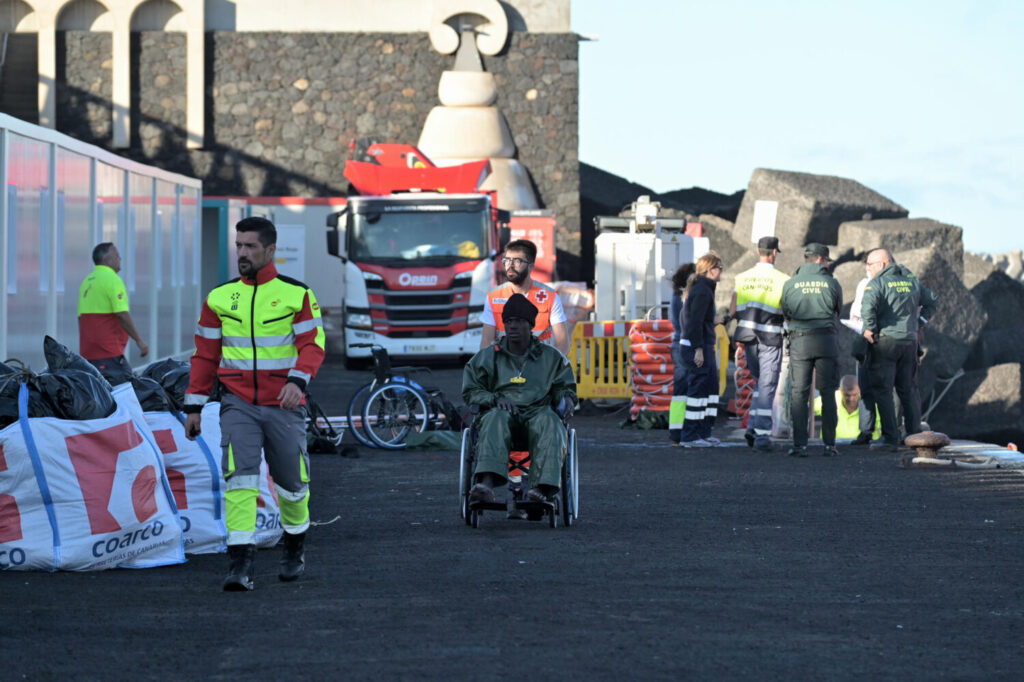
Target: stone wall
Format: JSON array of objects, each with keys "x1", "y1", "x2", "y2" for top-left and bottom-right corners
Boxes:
[
  {"x1": 56, "y1": 31, "x2": 112, "y2": 143},
  {"x1": 54, "y1": 30, "x2": 582, "y2": 278}
]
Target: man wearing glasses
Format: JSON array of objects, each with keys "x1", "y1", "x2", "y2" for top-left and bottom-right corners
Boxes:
[
  {"x1": 480, "y1": 239, "x2": 570, "y2": 355},
  {"x1": 859, "y1": 249, "x2": 938, "y2": 452}
]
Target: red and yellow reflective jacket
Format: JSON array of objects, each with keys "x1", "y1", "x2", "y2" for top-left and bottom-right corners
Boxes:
[{"x1": 184, "y1": 263, "x2": 325, "y2": 411}]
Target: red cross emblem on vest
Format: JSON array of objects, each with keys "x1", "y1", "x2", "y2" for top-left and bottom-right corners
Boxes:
[{"x1": 534, "y1": 290, "x2": 548, "y2": 303}]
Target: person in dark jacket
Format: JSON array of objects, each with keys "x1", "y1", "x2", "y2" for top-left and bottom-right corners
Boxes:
[
  {"x1": 781, "y1": 243, "x2": 843, "y2": 457},
  {"x1": 678, "y1": 251, "x2": 724, "y2": 447},
  {"x1": 464, "y1": 294, "x2": 578, "y2": 503},
  {"x1": 860, "y1": 249, "x2": 939, "y2": 452},
  {"x1": 668, "y1": 262, "x2": 696, "y2": 444}
]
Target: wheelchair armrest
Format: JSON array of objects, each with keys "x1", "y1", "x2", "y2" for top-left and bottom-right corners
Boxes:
[{"x1": 390, "y1": 365, "x2": 432, "y2": 376}]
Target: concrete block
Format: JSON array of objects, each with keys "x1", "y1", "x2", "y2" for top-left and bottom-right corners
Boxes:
[
  {"x1": 895, "y1": 247, "x2": 987, "y2": 399},
  {"x1": 714, "y1": 251, "x2": 758, "y2": 313},
  {"x1": 962, "y1": 252, "x2": 998, "y2": 290},
  {"x1": 927, "y1": 363, "x2": 1024, "y2": 445},
  {"x1": 964, "y1": 268, "x2": 1024, "y2": 370},
  {"x1": 701, "y1": 214, "x2": 748, "y2": 273},
  {"x1": 837, "y1": 218, "x2": 964, "y2": 278},
  {"x1": 732, "y1": 168, "x2": 907, "y2": 257},
  {"x1": 831, "y1": 261, "x2": 869, "y2": 315}
]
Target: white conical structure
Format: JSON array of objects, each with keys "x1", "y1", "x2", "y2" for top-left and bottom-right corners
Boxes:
[{"x1": 418, "y1": 29, "x2": 539, "y2": 210}]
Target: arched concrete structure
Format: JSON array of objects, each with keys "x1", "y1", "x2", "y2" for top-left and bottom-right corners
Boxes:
[
  {"x1": 25, "y1": 0, "x2": 203, "y2": 147},
  {"x1": 130, "y1": 0, "x2": 185, "y2": 31},
  {"x1": 0, "y1": 0, "x2": 37, "y2": 30},
  {"x1": 56, "y1": 0, "x2": 112, "y2": 30}
]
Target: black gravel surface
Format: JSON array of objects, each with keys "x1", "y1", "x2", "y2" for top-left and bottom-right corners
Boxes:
[{"x1": 3, "y1": 360, "x2": 1023, "y2": 680}]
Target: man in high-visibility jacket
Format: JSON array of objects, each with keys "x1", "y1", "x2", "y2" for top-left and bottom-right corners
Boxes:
[
  {"x1": 480, "y1": 239, "x2": 569, "y2": 355},
  {"x1": 184, "y1": 217, "x2": 325, "y2": 592},
  {"x1": 77, "y1": 242, "x2": 149, "y2": 376},
  {"x1": 729, "y1": 236, "x2": 789, "y2": 451},
  {"x1": 815, "y1": 375, "x2": 881, "y2": 440}
]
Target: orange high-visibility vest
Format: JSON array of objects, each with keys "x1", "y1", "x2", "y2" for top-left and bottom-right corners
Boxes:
[{"x1": 487, "y1": 281, "x2": 557, "y2": 341}]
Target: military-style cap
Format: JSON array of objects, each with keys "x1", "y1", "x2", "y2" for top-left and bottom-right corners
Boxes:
[
  {"x1": 804, "y1": 243, "x2": 831, "y2": 259},
  {"x1": 757, "y1": 236, "x2": 781, "y2": 252},
  {"x1": 501, "y1": 293, "x2": 538, "y2": 327}
]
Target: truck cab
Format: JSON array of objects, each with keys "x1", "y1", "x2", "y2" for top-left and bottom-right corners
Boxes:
[{"x1": 328, "y1": 192, "x2": 504, "y2": 364}]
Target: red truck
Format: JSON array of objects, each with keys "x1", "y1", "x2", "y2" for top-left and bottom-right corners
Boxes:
[{"x1": 326, "y1": 141, "x2": 511, "y2": 366}]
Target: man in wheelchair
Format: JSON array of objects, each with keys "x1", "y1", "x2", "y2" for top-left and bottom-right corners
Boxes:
[{"x1": 463, "y1": 294, "x2": 578, "y2": 505}]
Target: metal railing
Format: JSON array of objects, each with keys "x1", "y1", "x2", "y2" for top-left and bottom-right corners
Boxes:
[{"x1": 0, "y1": 112, "x2": 202, "y2": 370}]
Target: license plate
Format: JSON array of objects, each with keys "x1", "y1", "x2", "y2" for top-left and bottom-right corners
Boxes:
[{"x1": 403, "y1": 344, "x2": 436, "y2": 353}]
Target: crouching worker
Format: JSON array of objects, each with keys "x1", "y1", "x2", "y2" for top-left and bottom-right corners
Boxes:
[{"x1": 464, "y1": 294, "x2": 578, "y2": 505}]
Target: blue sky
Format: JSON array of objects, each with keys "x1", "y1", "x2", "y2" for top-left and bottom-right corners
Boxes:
[{"x1": 571, "y1": 0, "x2": 1023, "y2": 254}]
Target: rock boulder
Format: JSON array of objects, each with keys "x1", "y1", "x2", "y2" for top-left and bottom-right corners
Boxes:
[
  {"x1": 837, "y1": 218, "x2": 964, "y2": 278},
  {"x1": 895, "y1": 247, "x2": 987, "y2": 400},
  {"x1": 964, "y1": 268, "x2": 1024, "y2": 370},
  {"x1": 927, "y1": 363, "x2": 1024, "y2": 446},
  {"x1": 732, "y1": 168, "x2": 907, "y2": 263}
]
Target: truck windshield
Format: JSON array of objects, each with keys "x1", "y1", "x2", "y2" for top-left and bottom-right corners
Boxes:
[{"x1": 348, "y1": 208, "x2": 488, "y2": 264}]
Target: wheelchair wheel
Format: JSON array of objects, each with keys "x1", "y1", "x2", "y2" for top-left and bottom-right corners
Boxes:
[
  {"x1": 362, "y1": 382, "x2": 430, "y2": 449},
  {"x1": 346, "y1": 382, "x2": 376, "y2": 448},
  {"x1": 560, "y1": 428, "x2": 579, "y2": 527},
  {"x1": 459, "y1": 427, "x2": 473, "y2": 523}
]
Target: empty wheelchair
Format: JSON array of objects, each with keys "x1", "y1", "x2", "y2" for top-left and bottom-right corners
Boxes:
[{"x1": 458, "y1": 406, "x2": 579, "y2": 528}]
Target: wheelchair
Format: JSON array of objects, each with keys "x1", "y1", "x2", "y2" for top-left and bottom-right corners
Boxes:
[{"x1": 458, "y1": 405, "x2": 579, "y2": 528}]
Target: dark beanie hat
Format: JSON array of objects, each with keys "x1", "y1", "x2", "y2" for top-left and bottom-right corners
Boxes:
[{"x1": 502, "y1": 293, "x2": 538, "y2": 328}]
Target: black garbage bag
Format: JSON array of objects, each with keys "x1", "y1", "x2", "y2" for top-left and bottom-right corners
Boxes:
[
  {"x1": 0, "y1": 367, "x2": 58, "y2": 426},
  {"x1": 141, "y1": 360, "x2": 191, "y2": 410},
  {"x1": 43, "y1": 335, "x2": 112, "y2": 389},
  {"x1": 93, "y1": 358, "x2": 134, "y2": 386},
  {"x1": 141, "y1": 358, "x2": 187, "y2": 381},
  {"x1": 35, "y1": 369, "x2": 116, "y2": 421},
  {"x1": 131, "y1": 375, "x2": 170, "y2": 412}
]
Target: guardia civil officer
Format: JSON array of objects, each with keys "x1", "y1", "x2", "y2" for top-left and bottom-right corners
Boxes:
[
  {"x1": 780, "y1": 243, "x2": 843, "y2": 457},
  {"x1": 860, "y1": 249, "x2": 938, "y2": 452},
  {"x1": 184, "y1": 217, "x2": 326, "y2": 591},
  {"x1": 729, "y1": 236, "x2": 789, "y2": 451}
]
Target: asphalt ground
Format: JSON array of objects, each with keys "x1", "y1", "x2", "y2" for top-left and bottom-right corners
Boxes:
[{"x1": 3, "y1": 358, "x2": 1024, "y2": 680}]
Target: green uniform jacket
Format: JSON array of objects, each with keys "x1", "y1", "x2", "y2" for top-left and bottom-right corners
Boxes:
[
  {"x1": 781, "y1": 263, "x2": 843, "y2": 333},
  {"x1": 462, "y1": 336, "x2": 577, "y2": 417},
  {"x1": 860, "y1": 264, "x2": 939, "y2": 342}
]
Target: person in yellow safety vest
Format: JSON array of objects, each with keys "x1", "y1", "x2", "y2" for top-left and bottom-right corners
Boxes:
[
  {"x1": 77, "y1": 243, "x2": 149, "y2": 377},
  {"x1": 814, "y1": 374, "x2": 881, "y2": 440},
  {"x1": 480, "y1": 239, "x2": 570, "y2": 355},
  {"x1": 729, "y1": 236, "x2": 789, "y2": 452},
  {"x1": 184, "y1": 217, "x2": 326, "y2": 592}
]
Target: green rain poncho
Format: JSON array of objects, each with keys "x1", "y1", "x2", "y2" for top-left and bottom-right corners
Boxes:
[{"x1": 462, "y1": 337, "x2": 578, "y2": 488}]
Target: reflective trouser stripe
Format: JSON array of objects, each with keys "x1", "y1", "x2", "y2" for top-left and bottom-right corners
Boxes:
[
  {"x1": 669, "y1": 396, "x2": 686, "y2": 430},
  {"x1": 275, "y1": 484, "x2": 310, "y2": 534},
  {"x1": 706, "y1": 395, "x2": 719, "y2": 417},
  {"x1": 225, "y1": 474, "x2": 260, "y2": 546}
]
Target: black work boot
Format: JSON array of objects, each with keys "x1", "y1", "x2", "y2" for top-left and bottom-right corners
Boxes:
[
  {"x1": 222, "y1": 544, "x2": 256, "y2": 592},
  {"x1": 279, "y1": 532, "x2": 306, "y2": 582}
]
